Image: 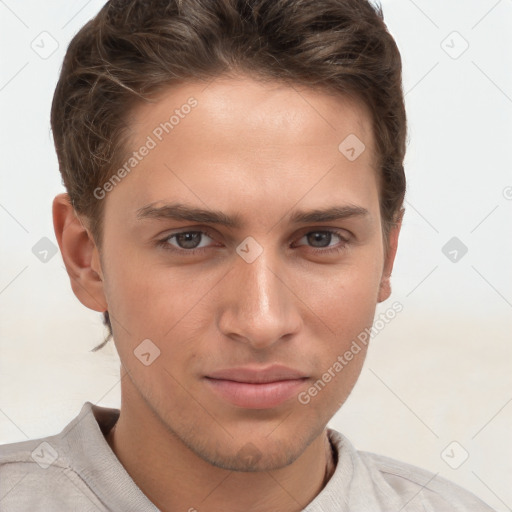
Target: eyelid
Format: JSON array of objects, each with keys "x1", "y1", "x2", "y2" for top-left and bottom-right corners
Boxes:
[
  {"x1": 158, "y1": 225, "x2": 351, "y2": 241},
  {"x1": 294, "y1": 226, "x2": 351, "y2": 241},
  {"x1": 159, "y1": 227, "x2": 218, "y2": 249},
  {"x1": 292, "y1": 228, "x2": 351, "y2": 252}
]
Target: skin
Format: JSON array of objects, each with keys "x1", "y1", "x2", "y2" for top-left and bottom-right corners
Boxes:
[{"x1": 53, "y1": 75, "x2": 401, "y2": 512}]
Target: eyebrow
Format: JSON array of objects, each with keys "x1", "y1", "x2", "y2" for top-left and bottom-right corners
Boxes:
[{"x1": 135, "y1": 202, "x2": 368, "y2": 228}]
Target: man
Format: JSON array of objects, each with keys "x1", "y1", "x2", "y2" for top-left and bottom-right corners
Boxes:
[{"x1": 0, "y1": 0, "x2": 497, "y2": 510}]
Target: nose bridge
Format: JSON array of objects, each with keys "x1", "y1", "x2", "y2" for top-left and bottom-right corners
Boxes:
[
  {"x1": 240, "y1": 248, "x2": 275, "y2": 317},
  {"x1": 218, "y1": 241, "x2": 300, "y2": 347}
]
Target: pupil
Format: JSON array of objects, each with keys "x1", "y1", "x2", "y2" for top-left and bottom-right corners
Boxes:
[
  {"x1": 309, "y1": 232, "x2": 330, "y2": 247},
  {"x1": 177, "y1": 232, "x2": 201, "y2": 249}
]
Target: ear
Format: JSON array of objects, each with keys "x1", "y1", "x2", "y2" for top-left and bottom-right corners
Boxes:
[
  {"x1": 377, "y1": 212, "x2": 403, "y2": 303},
  {"x1": 52, "y1": 193, "x2": 107, "y2": 313}
]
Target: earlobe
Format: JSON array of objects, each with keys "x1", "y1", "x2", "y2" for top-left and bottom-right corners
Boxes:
[
  {"x1": 378, "y1": 275, "x2": 392, "y2": 303},
  {"x1": 52, "y1": 193, "x2": 107, "y2": 313},
  {"x1": 377, "y1": 214, "x2": 403, "y2": 303}
]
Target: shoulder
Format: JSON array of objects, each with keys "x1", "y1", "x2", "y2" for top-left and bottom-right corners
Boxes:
[
  {"x1": 326, "y1": 428, "x2": 496, "y2": 512},
  {"x1": 0, "y1": 416, "x2": 108, "y2": 511},
  {"x1": 359, "y1": 449, "x2": 496, "y2": 511},
  {"x1": 0, "y1": 435, "x2": 67, "y2": 478}
]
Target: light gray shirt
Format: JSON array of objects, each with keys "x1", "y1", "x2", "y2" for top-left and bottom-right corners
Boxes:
[{"x1": 0, "y1": 401, "x2": 496, "y2": 511}]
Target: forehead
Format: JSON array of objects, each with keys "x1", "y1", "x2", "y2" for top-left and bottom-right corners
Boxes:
[
  {"x1": 107, "y1": 75, "x2": 378, "y2": 224},
  {"x1": 128, "y1": 76, "x2": 374, "y2": 153}
]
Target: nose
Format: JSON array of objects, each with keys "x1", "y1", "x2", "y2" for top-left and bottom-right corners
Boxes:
[{"x1": 217, "y1": 246, "x2": 302, "y2": 350}]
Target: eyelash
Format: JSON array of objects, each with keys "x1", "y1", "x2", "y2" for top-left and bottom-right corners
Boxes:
[{"x1": 156, "y1": 229, "x2": 350, "y2": 256}]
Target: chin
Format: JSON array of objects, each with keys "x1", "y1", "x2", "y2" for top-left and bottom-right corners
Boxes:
[
  {"x1": 182, "y1": 419, "x2": 325, "y2": 473},
  {"x1": 200, "y1": 440, "x2": 303, "y2": 472}
]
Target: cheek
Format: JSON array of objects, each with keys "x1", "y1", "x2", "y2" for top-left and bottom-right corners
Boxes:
[
  {"x1": 99, "y1": 241, "x2": 169, "y2": 347},
  {"x1": 298, "y1": 250, "x2": 383, "y2": 403},
  {"x1": 307, "y1": 253, "x2": 383, "y2": 336},
  {"x1": 105, "y1": 243, "x2": 383, "y2": 336},
  {"x1": 298, "y1": 344, "x2": 368, "y2": 414},
  {"x1": 102, "y1": 248, "x2": 223, "y2": 348},
  {"x1": 295, "y1": 265, "x2": 379, "y2": 415}
]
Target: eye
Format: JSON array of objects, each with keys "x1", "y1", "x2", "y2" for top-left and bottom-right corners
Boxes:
[
  {"x1": 294, "y1": 229, "x2": 349, "y2": 255},
  {"x1": 156, "y1": 228, "x2": 350, "y2": 255},
  {"x1": 157, "y1": 230, "x2": 217, "y2": 253}
]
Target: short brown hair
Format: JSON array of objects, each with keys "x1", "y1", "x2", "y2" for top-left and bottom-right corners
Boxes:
[{"x1": 51, "y1": 0, "x2": 407, "y2": 350}]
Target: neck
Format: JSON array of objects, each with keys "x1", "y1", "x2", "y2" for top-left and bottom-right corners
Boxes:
[{"x1": 106, "y1": 382, "x2": 336, "y2": 512}]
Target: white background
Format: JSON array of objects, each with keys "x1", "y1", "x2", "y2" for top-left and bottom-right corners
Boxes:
[{"x1": 1, "y1": 0, "x2": 511, "y2": 510}]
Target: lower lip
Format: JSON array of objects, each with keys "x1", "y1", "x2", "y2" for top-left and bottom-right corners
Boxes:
[{"x1": 205, "y1": 377, "x2": 308, "y2": 409}]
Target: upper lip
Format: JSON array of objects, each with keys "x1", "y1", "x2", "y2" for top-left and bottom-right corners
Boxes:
[{"x1": 205, "y1": 364, "x2": 308, "y2": 384}]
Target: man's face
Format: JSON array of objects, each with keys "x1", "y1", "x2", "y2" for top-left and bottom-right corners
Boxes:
[{"x1": 91, "y1": 76, "x2": 397, "y2": 470}]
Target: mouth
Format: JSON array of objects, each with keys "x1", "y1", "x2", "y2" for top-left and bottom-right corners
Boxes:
[{"x1": 204, "y1": 365, "x2": 309, "y2": 409}]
